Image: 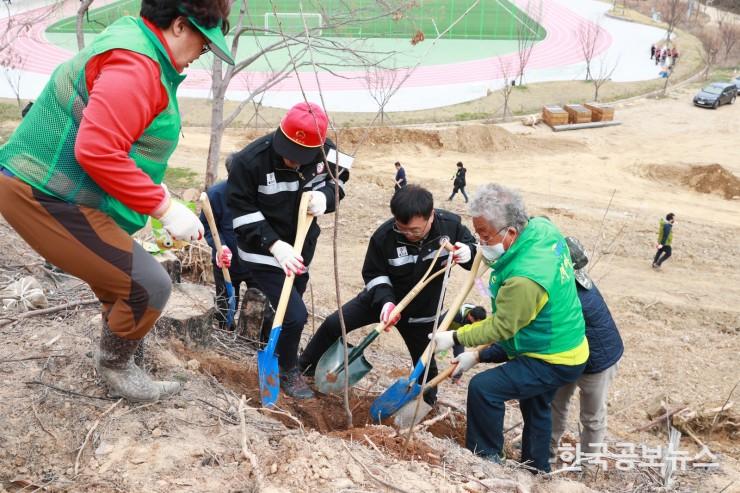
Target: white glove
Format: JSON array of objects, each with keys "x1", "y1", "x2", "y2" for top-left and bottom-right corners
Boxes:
[
  {"x1": 269, "y1": 240, "x2": 305, "y2": 276},
  {"x1": 307, "y1": 191, "x2": 327, "y2": 216},
  {"x1": 452, "y1": 242, "x2": 471, "y2": 264},
  {"x1": 428, "y1": 331, "x2": 456, "y2": 354},
  {"x1": 158, "y1": 200, "x2": 204, "y2": 241},
  {"x1": 451, "y1": 350, "x2": 480, "y2": 378}
]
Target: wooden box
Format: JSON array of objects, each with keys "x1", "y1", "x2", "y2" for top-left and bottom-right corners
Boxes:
[
  {"x1": 584, "y1": 102, "x2": 615, "y2": 122},
  {"x1": 564, "y1": 104, "x2": 592, "y2": 124},
  {"x1": 542, "y1": 105, "x2": 569, "y2": 126}
]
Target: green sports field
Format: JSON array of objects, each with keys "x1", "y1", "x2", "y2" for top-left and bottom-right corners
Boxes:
[{"x1": 47, "y1": 0, "x2": 545, "y2": 41}]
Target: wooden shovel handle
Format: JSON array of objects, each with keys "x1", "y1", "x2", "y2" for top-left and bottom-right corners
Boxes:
[
  {"x1": 418, "y1": 248, "x2": 486, "y2": 365},
  {"x1": 424, "y1": 344, "x2": 489, "y2": 389},
  {"x1": 200, "y1": 192, "x2": 231, "y2": 284},
  {"x1": 372, "y1": 241, "x2": 457, "y2": 335},
  {"x1": 272, "y1": 193, "x2": 314, "y2": 329}
]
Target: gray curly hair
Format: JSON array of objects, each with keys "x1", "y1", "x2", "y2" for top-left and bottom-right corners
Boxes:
[{"x1": 469, "y1": 183, "x2": 529, "y2": 232}]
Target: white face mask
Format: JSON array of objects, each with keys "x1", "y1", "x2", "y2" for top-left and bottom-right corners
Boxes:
[{"x1": 480, "y1": 243, "x2": 505, "y2": 262}]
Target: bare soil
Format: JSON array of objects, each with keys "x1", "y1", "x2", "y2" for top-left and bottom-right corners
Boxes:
[{"x1": 1, "y1": 82, "x2": 739, "y2": 492}]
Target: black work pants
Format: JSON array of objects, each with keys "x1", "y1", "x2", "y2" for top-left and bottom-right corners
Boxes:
[
  {"x1": 299, "y1": 294, "x2": 439, "y2": 403},
  {"x1": 449, "y1": 185, "x2": 468, "y2": 202},
  {"x1": 652, "y1": 245, "x2": 672, "y2": 266}
]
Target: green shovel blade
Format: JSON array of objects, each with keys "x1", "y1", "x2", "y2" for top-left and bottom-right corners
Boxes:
[{"x1": 315, "y1": 338, "x2": 373, "y2": 395}]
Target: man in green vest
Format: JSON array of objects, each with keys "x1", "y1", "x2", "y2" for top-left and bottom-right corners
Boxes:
[
  {"x1": 430, "y1": 183, "x2": 588, "y2": 473},
  {"x1": 0, "y1": 0, "x2": 234, "y2": 402},
  {"x1": 652, "y1": 212, "x2": 675, "y2": 269}
]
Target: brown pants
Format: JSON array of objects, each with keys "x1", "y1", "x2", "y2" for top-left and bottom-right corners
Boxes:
[{"x1": 0, "y1": 173, "x2": 171, "y2": 340}]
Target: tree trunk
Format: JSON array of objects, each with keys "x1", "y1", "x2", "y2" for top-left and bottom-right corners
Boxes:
[
  {"x1": 76, "y1": 0, "x2": 94, "y2": 51},
  {"x1": 154, "y1": 283, "x2": 215, "y2": 347},
  {"x1": 206, "y1": 74, "x2": 227, "y2": 189}
]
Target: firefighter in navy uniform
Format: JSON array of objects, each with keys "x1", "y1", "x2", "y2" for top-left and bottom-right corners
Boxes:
[
  {"x1": 299, "y1": 185, "x2": 477, "y2": 404},
  {"x1": 227, "y1": 102, "x2": 349, "y2": 399}
]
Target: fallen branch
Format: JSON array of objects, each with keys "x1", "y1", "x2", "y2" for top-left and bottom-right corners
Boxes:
[
  {"x1": 0, "y1": 298, "x2": 98, "y2": 327},
  {"x1": 32, "y1": 402, "x2": 59, "y2": 442},
  {"x1": 26, "y1": 380, "x2": 115, "y2": 401},
  {"x1": 259, "y1": 405, "x2": 305, "y2": 434},
  {"x1": 632, "y1": 406, "x2": 689, "y2": 432},
  {"x1": 363, "y1": 433, "x2": 383, "y2": 455},
  {"x1": 1, "y1": 354, "x2": 68, "y2": 364},
  {"x1": 438, "y1": 398, "x2": 466, "y2": 414},
  {"x1": 418, "y1": 408, "x2": 451, "y2": 429},
  {"x1": 710, "y1": 382, "x2": 738, "y2": 441},
  {"x1": 341, "y1": 441, "x2": 412, "y2": 493},
  {"x1": 239, "y1": 395, "x2": 264, "y2": 488},
  {"x1": 74, "y1": 398, "x2": 122, "y2": 475}
]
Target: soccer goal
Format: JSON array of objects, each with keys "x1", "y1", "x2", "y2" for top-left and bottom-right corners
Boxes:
[{"x1": 264, "y1": 12, "x2": 323, "y2": 36}]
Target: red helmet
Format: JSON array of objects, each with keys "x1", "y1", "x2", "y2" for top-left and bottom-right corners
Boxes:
[{"x1": 273, "y1": 102, "x2": 328, "y2": 165}]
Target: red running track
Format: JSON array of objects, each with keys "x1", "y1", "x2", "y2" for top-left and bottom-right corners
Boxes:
[{"x1": 2, "y1": 0, "x2": 611, "y2": 92}]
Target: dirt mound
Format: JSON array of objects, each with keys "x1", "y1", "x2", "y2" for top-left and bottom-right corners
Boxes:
[
  {"x1": 335, "y1": 127, "x2": 444, "y2": 150},
  {"x1": 437, "y1": 125, "x2": 519, "y2": 153},
  {"x1": 682, "y1": 164, "x2": 740, "y2": 200},
  {"x1": 243, "y1": 124, "x2": 576, "y2": 156},
  {"x1": 639, "y1": 163, "x2": 740, "y2": 200}
]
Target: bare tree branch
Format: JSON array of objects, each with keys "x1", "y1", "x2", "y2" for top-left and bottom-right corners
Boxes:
[
  {"x1": 515, "y1": 0, "x2": 543, "y2": 86},
  {"x1": 578, "y1": 17, "x2": 602, "y2": 81}
]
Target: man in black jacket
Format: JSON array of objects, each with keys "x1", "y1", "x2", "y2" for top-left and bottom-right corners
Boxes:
[
  {"x1": 299, "y1": 185, "x2": 477, "y2": 403},
  {"x1": 448, "y1": 161, "x2": 468, "y2": 203},
  {"x1": 227, "y1": 102, "x2": 349, "y2": 399}
]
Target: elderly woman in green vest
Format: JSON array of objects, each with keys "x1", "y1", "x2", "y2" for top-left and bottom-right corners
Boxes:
[
  {"x1": 430, "y1": 183, "x2": 588, "y2": 473},
  {"x1": 0, "y1": 1, "x2": 234, "y2": 401}
]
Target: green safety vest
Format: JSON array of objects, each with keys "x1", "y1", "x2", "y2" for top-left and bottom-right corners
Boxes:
[
  {"x1": 490, "y1": 217, "x2": 585, "y2": 357},
  {"x1": 0, "y1": 17, "x2": 184, "y2": 234},
  {"x1": 658, "y1": 218, "x2": 673, "y2": 246}
]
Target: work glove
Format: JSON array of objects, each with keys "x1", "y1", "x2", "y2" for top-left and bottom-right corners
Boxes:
[
  {"x1": 452, "y1": 242, "x2": 471, "y2": 264},
  {"x1": 428, "y1": 331, "x2": 456, "y2": 354},
  {"x1": 158, "y1": 200, "x2": 204, "y2": 241},
  {"x1": 656, "y1": 244, "x2": 663, "y2": 250},
  {"x1": 270, "y1": 240, "x2": 305, "y2": 276},
  {"x1": 216, "y1": 245, "x2": 232, "y2": 269},
  {"x1": 451, "y1": 350, "x2": 479, "y2": 378},
  {"x1": 379, "y1": 301, "x2": 401, "y2": 331},
  {"x1": 307, "y1": 191, "x2": 327, "y2": 216}
]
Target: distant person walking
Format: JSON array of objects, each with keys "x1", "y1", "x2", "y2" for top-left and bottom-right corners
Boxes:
[
  {"x1": 652, "y1": 213, "x2": 675, "y2": 269},
  {"x1": 448, "y1": 161, "x2": 468, "y2": 203},
  {"x1": 394, "y1": 161, "x2": 407, "y2": 192},
  {"x1": 650, "y1": 44, "x2": 656, "y2": 60}
]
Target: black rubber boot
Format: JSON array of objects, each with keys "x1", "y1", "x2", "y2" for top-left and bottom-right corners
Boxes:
[
  {"x1": 94, "y1": 323, "x2": 181, "y2": 402},
  {"x1": 280, "y1": 367, "x2": 315, "y2": 399}
]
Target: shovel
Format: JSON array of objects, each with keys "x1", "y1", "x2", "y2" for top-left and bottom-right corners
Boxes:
[
  {"x1": 369, "y1": 249, "x2": 485, "y2": 422},
  {"x1": 200, "y1": 193, "x2": 236, "y2": 328},
  {"x1": 314, "y1": 241, "x2": 455, "y2": 395},
  {"x1": 259, "y1": 193, "x2": 314, "y2": 407},
  {"x1": 392, "y1": 344, "x2": 489, "y2": 429}
]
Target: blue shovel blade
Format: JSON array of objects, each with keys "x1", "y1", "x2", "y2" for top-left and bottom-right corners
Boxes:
[
  {"x1": 258, "y1": 325, "x2": 282, "y2": 407},
  {"x1": 225, "y1": 282, "x2": 236, "y2": 327},
  {"x1": 369, "y1": 360, "x2": 426, "y2": 422},
  {"x1": 370, "y1": 378, "x2": 421, "y2": 422}
]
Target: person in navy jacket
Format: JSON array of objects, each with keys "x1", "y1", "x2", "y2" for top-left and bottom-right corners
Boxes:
[{"x1": 201, "y1": 156, "x2": 262, "y2": 330}]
